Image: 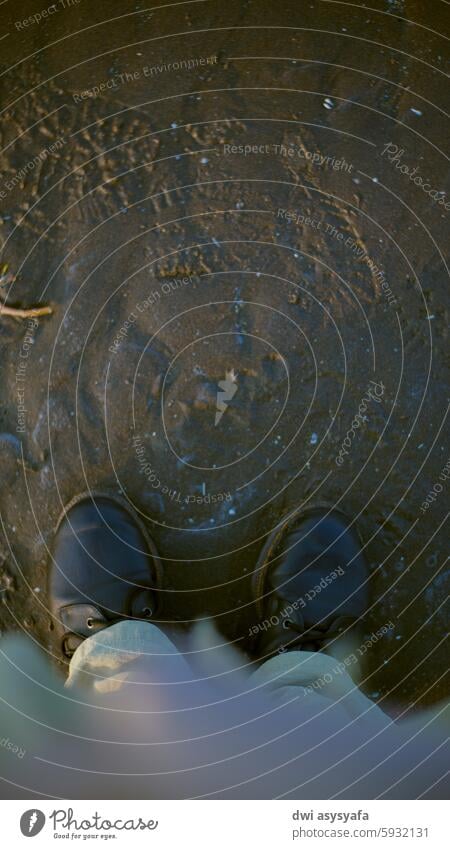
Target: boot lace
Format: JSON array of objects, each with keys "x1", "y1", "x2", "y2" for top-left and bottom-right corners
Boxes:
[{"x1": 281, "y1": 613, "x2": 356, "y2": 650}]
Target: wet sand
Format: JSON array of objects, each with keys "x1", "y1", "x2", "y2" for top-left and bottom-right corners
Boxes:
[{"x1": 0, "y1": 0, "x2": 448, "y2": 710}]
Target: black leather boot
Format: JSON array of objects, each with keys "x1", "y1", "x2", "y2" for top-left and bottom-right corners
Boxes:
[
  {"x1": 49, "y1": 493, "x2": 162, "y2": 659},
  {"x1": 252, "y1": 506, "x2": 369, "y2": 660}
]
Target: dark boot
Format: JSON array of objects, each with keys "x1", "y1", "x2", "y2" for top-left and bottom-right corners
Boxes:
[
  {"x1": 252, "y1": 506, "x2": 369, "y2": 659},
  {"x1": 49, "y1": 493, "x2": 162, "y2": 659}
]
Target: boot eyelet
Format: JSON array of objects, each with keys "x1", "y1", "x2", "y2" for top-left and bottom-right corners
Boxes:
[
  {"x1": 142, "y1": 607, "x2": 152, "y2": 618},
  {"x1": 283, "y1": 618, "x2": 292, "y2": 629},
  {"x1": 86, "y1": 617, "x2": 94, "y2": 629}
]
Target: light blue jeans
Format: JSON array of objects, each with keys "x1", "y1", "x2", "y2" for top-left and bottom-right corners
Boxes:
[
  {"x1": 66, "y1": 620, "x2": 391, "y2": 733},
  {"x1": 0, "y1": 623, "x2": 448, "y2": 798}
]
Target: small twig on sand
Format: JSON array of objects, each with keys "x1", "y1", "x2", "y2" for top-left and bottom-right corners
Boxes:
[
  {"x1": 0, "y1": 301, "x2": 53, "y2": 319},
  {"x1": 0, "y1": 265, "x2": 52, "y2": 319}
]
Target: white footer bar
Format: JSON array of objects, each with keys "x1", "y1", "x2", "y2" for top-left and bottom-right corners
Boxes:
[{"x1": 1, "y1": 799, "x2": 445, "y2": 848}]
